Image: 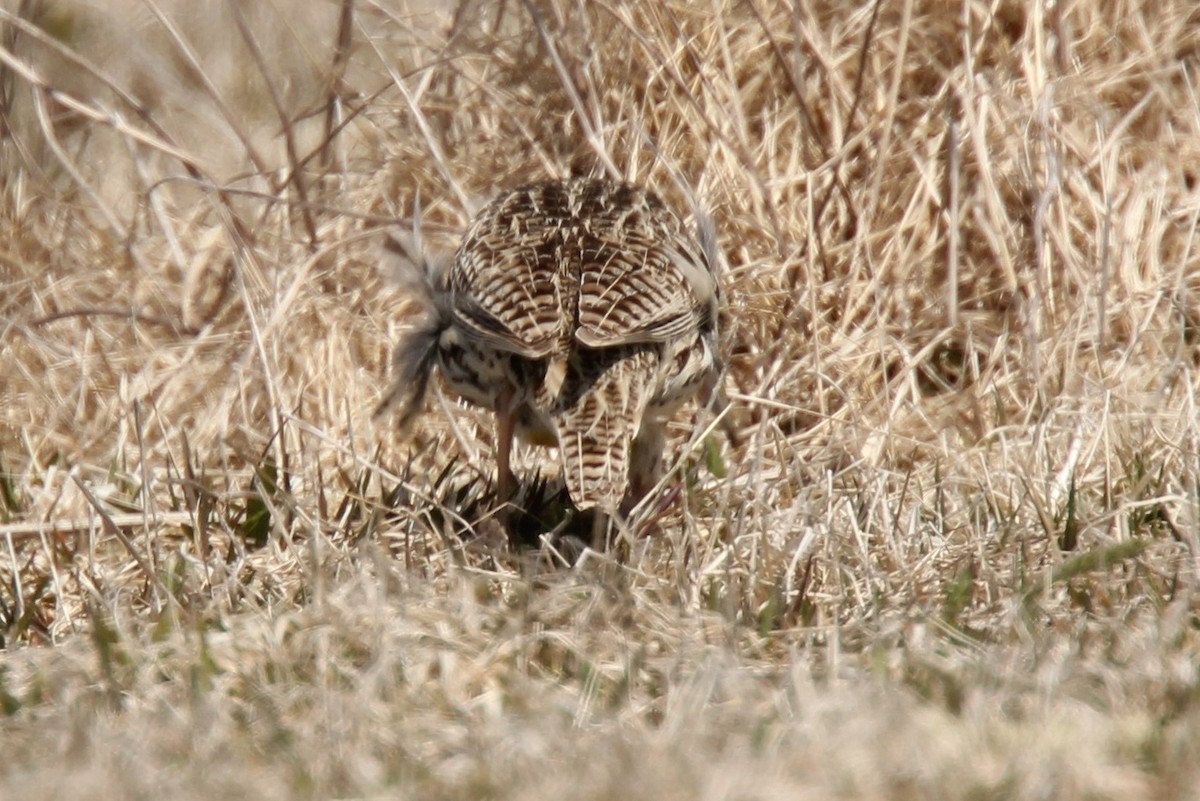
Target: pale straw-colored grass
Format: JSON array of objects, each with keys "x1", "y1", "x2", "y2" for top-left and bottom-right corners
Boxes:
[{"x1": 1, "y1": 0, "x2": 1199, "y2": 797}]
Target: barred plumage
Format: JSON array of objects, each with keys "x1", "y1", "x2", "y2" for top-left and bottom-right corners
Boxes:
[{"x1": 379, "y1": 177, "x2": 725, "y2": 515}]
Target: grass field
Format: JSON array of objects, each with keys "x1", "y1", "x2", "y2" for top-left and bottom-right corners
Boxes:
[{"x1": 2, "y1": 0, "x2": 1200, "y2": 797}]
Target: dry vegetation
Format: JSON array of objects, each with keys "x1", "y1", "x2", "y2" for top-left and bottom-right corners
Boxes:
[{"x1": 2, "y1": 0, "x2": 1200, "y2": 797}]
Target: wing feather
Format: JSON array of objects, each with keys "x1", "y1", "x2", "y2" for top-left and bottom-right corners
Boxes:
[{"x1": 450, "y1": 189, "x2": 568, "y2": 357}]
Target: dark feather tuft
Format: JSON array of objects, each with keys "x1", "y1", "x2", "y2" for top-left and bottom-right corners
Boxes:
[{"x1": 374, "y1": 229, "x2": 452, "y2": 426}]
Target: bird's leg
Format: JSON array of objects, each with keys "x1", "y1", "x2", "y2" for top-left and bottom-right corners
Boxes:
[
  {"x1": 627, "y1": 421, "x2": 666, "y2": 509},
  {"x1": 496, "y1": 405, "x2": 516, "y2": 504},
  {"x1": 493, "y1": 402, "x2": 522, "y2": 549}
]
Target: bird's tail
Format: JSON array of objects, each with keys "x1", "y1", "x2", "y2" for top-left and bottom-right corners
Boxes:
[{"x1": 554, "y1": 348, "x2": 655, "y2": 512}]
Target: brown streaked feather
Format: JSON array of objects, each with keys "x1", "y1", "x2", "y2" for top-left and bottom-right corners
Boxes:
[
  {"x1": 452, "y1": 245, "x2": 561, "y2": 358},
  {"x1": 553, "y1": 348, "x2": 656, "y2": 511},
  {"x1": 574, "y1": 187, "x2": 714, "y2": 348},
  {"x1": 450, "y1": 186, "x2": 570, "y2": 357},
  {"x1": 451, "y1": 179, "x2": 714, "y2": 356},
  {"x1": 575, "y1": 240, "x2": 711, "y2": 347}
]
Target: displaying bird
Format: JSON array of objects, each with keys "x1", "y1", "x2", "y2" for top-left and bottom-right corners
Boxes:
[{"x1": 377, "y1": 177, "x2": 726, "y2": 516}]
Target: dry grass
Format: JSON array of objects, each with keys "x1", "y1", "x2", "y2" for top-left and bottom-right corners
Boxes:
[{"x1": 1, "y1": 0, "x2": 1199, "y2": 797}]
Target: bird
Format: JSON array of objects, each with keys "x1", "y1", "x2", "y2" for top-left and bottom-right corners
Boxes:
[{"x1": 377, "y1": 177, "x2": 727, "y2": 517}]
